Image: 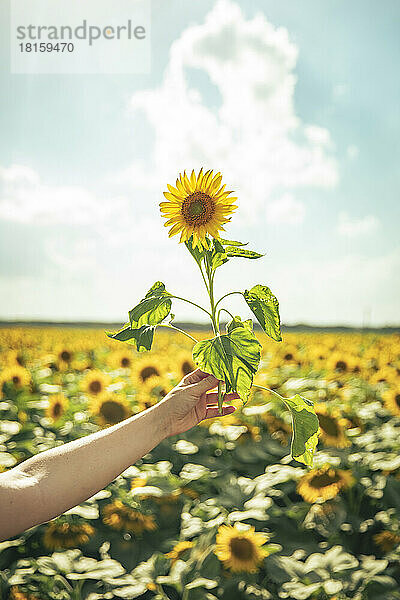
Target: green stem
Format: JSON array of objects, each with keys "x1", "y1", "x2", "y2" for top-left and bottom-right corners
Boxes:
[
  {"x1": 158, "y1": 324, "x2": 198, "y2": 344},
  {"x1": 171, "y1": 295, "x2": 212, "y2": 319},
  {"x1": 217, "y1": 307, "x2": 235, "y2": 324},
  {"x1": 214, "y1": 290, "x2": 243, "y2": 310},
  {"x1": 252, "y1": 383, "x2": 285, "y2": 402},
  {"x1": 204, "y1": 249, "x2": 224, "y2": 414}
]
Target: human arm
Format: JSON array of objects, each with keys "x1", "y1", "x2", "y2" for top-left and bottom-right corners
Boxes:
[{"x1": 0, "y1": 369, "x2": 236, "y2": 541}]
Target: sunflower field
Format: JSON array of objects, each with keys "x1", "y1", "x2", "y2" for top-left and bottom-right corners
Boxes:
[{"x1": 0, "y1": 327, "x2": 400, "y2": 600}]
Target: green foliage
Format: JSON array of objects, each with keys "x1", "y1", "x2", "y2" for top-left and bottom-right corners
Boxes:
[
  {"x1": 225, "y1": 246, "x2": 263, "y2": 259},
  {"x1": 282, "y1": 394, "x2": 320, "y2": 466},
  {"x1": 106, "y1": 323, "x2": 156, "y2": 352},
  {"x1": 128, "y1": 282, "x2": 172, "y2": 328},
  {"x1": 192, "y1": 325, "x2": 261, "y2": 402},
  {"x1": 244, "y1": 284, "x2": 282, "y2": 342}
]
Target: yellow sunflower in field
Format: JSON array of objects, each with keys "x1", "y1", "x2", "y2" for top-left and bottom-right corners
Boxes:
[
  {"x1": 43, "y1": 520, "x2": 94, "y2": 550},
  {"x1": 297, "y1": 465, "x2": 354, "y2": 503},
  {"x1": 89, "y1": 393, "x2": 131, "y2": 427},
  {"x1": 373, "y1": 530, "x2": 400, "y2": 553},
  {"x1": 215, "y1": 524, "x2": 269, "y2": 573},
  {"x1": 382, "y1": 388, "x2": 400, "y2": 417},
  {"x1": 9, "y1": 586, "x2": 39, "y2": 600},
  {"x1": 81, "y1": 369, "x2": 111, "y2": 397},
  {"x1": 46, "y1": 393, "x2": 68, "y2": 422},
  {"x1": 55, "y1": 346, "x2": 74, "y2": 371},
  {"x1": 263, "y1": 413, "x2": 291, "y2": 446},
  {"x1": 369, "y1": 366, "x2": 398, "y2": 386},
  {"x1": 102, "y1": 500, "x2": 156, "y2": 534},
  {"x1": 166, "y1": 540, "x2": 194, "y2": 564},
  {"x1": 108, "y1": 349, "x2": 134, "y2": 370},
  {"x1": 0, "y1": 365, "x2": 31, "y2": 391},
  {"x1": 314, "y1": 403, "x2": 350, "y2": 448},
  {"x1": 160, "y1": 169, "x2": 237, "y2": 248}
]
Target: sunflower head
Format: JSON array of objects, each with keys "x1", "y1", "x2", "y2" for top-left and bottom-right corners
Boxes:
[
  {"x1": 46, "y1": 393, "x2": 68, "y2": 422},
  {"x1": 160, "y1": 169, "x2": 237, "y2": 249},
  {"x1": 89, "y1": 393, "x2": 131, "y2": 427},
  {"x1": 102, "y1": 500, "x2": 157, "y2": 534},
  {"x1": 43, "y1": 519, "x2": 94, "y2": 550},
  {"x1": 297, "y1": 464, "x2": 354, "y2": 503},
  {"x1": 214, "y1": 524, "x2": 269, "y2": 573}
]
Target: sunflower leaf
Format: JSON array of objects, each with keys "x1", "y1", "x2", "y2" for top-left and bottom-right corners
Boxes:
[
  {"x1": 129, "y1": 282, "x2": 172, "y2": 328},
  {"x1": 243, "y1": 285, "x2": 282, "y2": 342},
  {"x1": 282, "y1": 394, "x2": 320, "y2": 466},
  {"x1": 225, "y1": 247, "x2": 264, "y2": 260},
  {"x1": 192, "y1": 327, "x2": 261, "y2": 403},
  {"x1": 226, "y1": 315, "x2": 253, "y2": 334},
  {"x1": 106, "y1": 323, "x2": 155, "y2": 352},
  {"x1": 211, "y1": 238, "x2": 229, "y2": 271},
  {"x1": 219, "y1": 238, "x2": 248, "y2": 247},
  {"x1": 185, "y1": 237, "x2": 207, "y2": 263}
]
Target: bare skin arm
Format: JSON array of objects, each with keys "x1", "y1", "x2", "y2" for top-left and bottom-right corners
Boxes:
[{"x1": 0, "y1": 370, "x2": 237, "y2": 541}]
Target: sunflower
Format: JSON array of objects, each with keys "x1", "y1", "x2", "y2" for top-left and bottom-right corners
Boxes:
[
  {"x1": 9, "y1": 587, "x2": 39, "y2": 600},
  {"x1": 373, "y1": 530, "x2": 400, "y2": 553},
  {"x1": 43, "y1": 520, "x2": 95, "y2": 550},
  {"x1": 108, "y1": 349, "x2": 134, "y2": 370},
  {"x1": 55, "y1": 346, "x2": 74, "y2": 371},
  {"x1": 160, "y1": 169, "x2": 237, "y2": 249},
  {"x1": 297, "y1": 465, "x2": 354, "y2": 503},
  {"x1": 166, "y1": 540, "x2": 194, "y2": 564},
  {"x1": 0, "y1": 365, "x2": 31, "y2": 391},
  {"x1": 89, "y1": 393, "x2": 131, "y2": 427},
  {"x1": 81, "y1": 369, "x2": 111, "y2": 397},
  {"x1": 215, "y1": 524, "x2": 269, "y2": 573},
  {"x1": 102, "y1": 500, "x2": 156, "y2": 534},
  {"x1": 263, "y1": 413, "x2": 291, "y2": 446},
  {"x1": 46, "y1": 393, "x2": 68, "y2": 422},
  {"x1": 314, "y1": 403, "x2": 350, "y2": 448},
  {"x1": 382, "y1": 388, "x2": 400, "y2": 417}
]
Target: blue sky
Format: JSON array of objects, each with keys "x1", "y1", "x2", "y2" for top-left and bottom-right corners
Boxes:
[{"x1": 0, "y1": 0, "x2": 399, "y2": 325}]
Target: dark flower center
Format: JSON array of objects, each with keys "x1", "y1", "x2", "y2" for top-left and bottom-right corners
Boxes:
[
  {"x1": 60, "y1": 351, "x2": 71, "y2": 362},
  {"x1": 309, "y1": 471, "x2": 341, "y2": 489},
  {"x1": 100, "y1": 400, "x2": 126, "y2": 424},
  {"x1": 52, "y1": 402, "x2": 62, "y2": 418},
  {"x1": 12, "y1": 376, "x2": 21, "y2": 385},
  {"x1": 181, "y1": 192, "x2": 215, "y2": 226},
  {"x1": 317, "y1": 413, "x2": 340, "y2": 437},
  {"x1": 395, "y1": 394, "x2": 400, "y2": 408},
  {"x1": 121, "y1": 357, "x2": 131, "y2": 368},
  {"x1": 89, "y1": 380, "x2": 102, "y2": 394},
  {"x1": 335, "y1": 360, "x2": 347, "y2": 372},
  {"x1": 140, "y1": 366, "x2": 159, "y2": 381},
  {"x1": 230, "y1": 537, "x2": 254, "y2": 561},
  {"x1": 182, "y1": 360, "x2": 193, "y2": 375}
]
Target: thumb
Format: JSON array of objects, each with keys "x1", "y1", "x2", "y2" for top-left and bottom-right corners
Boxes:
[{"x1": 189, "y1": 373, "x2": 220, "y2": 395}]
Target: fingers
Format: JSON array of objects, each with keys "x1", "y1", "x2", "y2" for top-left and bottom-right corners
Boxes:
[
  {"x1": 203, "y1": 405, "x2": 236, "y2": 420},
  {"x1": 183, "y1": 368, "x2": 213, "y2": 385},
  {"x1": 205, "y1": 391, "x2": 240, "y2": 402}
]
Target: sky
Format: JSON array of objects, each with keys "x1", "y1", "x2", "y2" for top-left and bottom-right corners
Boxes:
[{"x1": 0, "y1": 0, "x2": 399, "y2": 326}]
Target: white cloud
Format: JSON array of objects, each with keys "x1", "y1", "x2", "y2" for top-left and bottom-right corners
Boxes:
[
  {"x1": 266, "y1": 193, "x2": 305, "y2": 225},
  {"x1": 0, "y1": 164, "x2": 127, "y2": 225},
  {"x1": 115, "y1": 0, "x2": 338, "y2": 223},
  {"x1": 337, "y1": 212, "x2": 380, "y2": 237}
]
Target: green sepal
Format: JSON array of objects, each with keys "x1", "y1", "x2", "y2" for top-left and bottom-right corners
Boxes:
[
  {"x1": 106, "y1": 323, "x2": 155, "y2": 352},
  {"x1": 225, "y1": 246, "x2": 264, "y2": 259},
  {"x1": 129, "y1": 282, "x2": 172, "y2": 328},
  {"x1": 192, "y1": 327, "x2": 261, "y2": 403},
  {"x1": 243, "y1": 284, "x2": 282, "y2": 342},
  {"x1": 282, "y1": 394, "x2": 320, "y2": 466}
]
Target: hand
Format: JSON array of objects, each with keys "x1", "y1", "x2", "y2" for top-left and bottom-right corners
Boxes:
[{"x1": 158, "y1": 369, "x2": 238, "y2": 437}]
